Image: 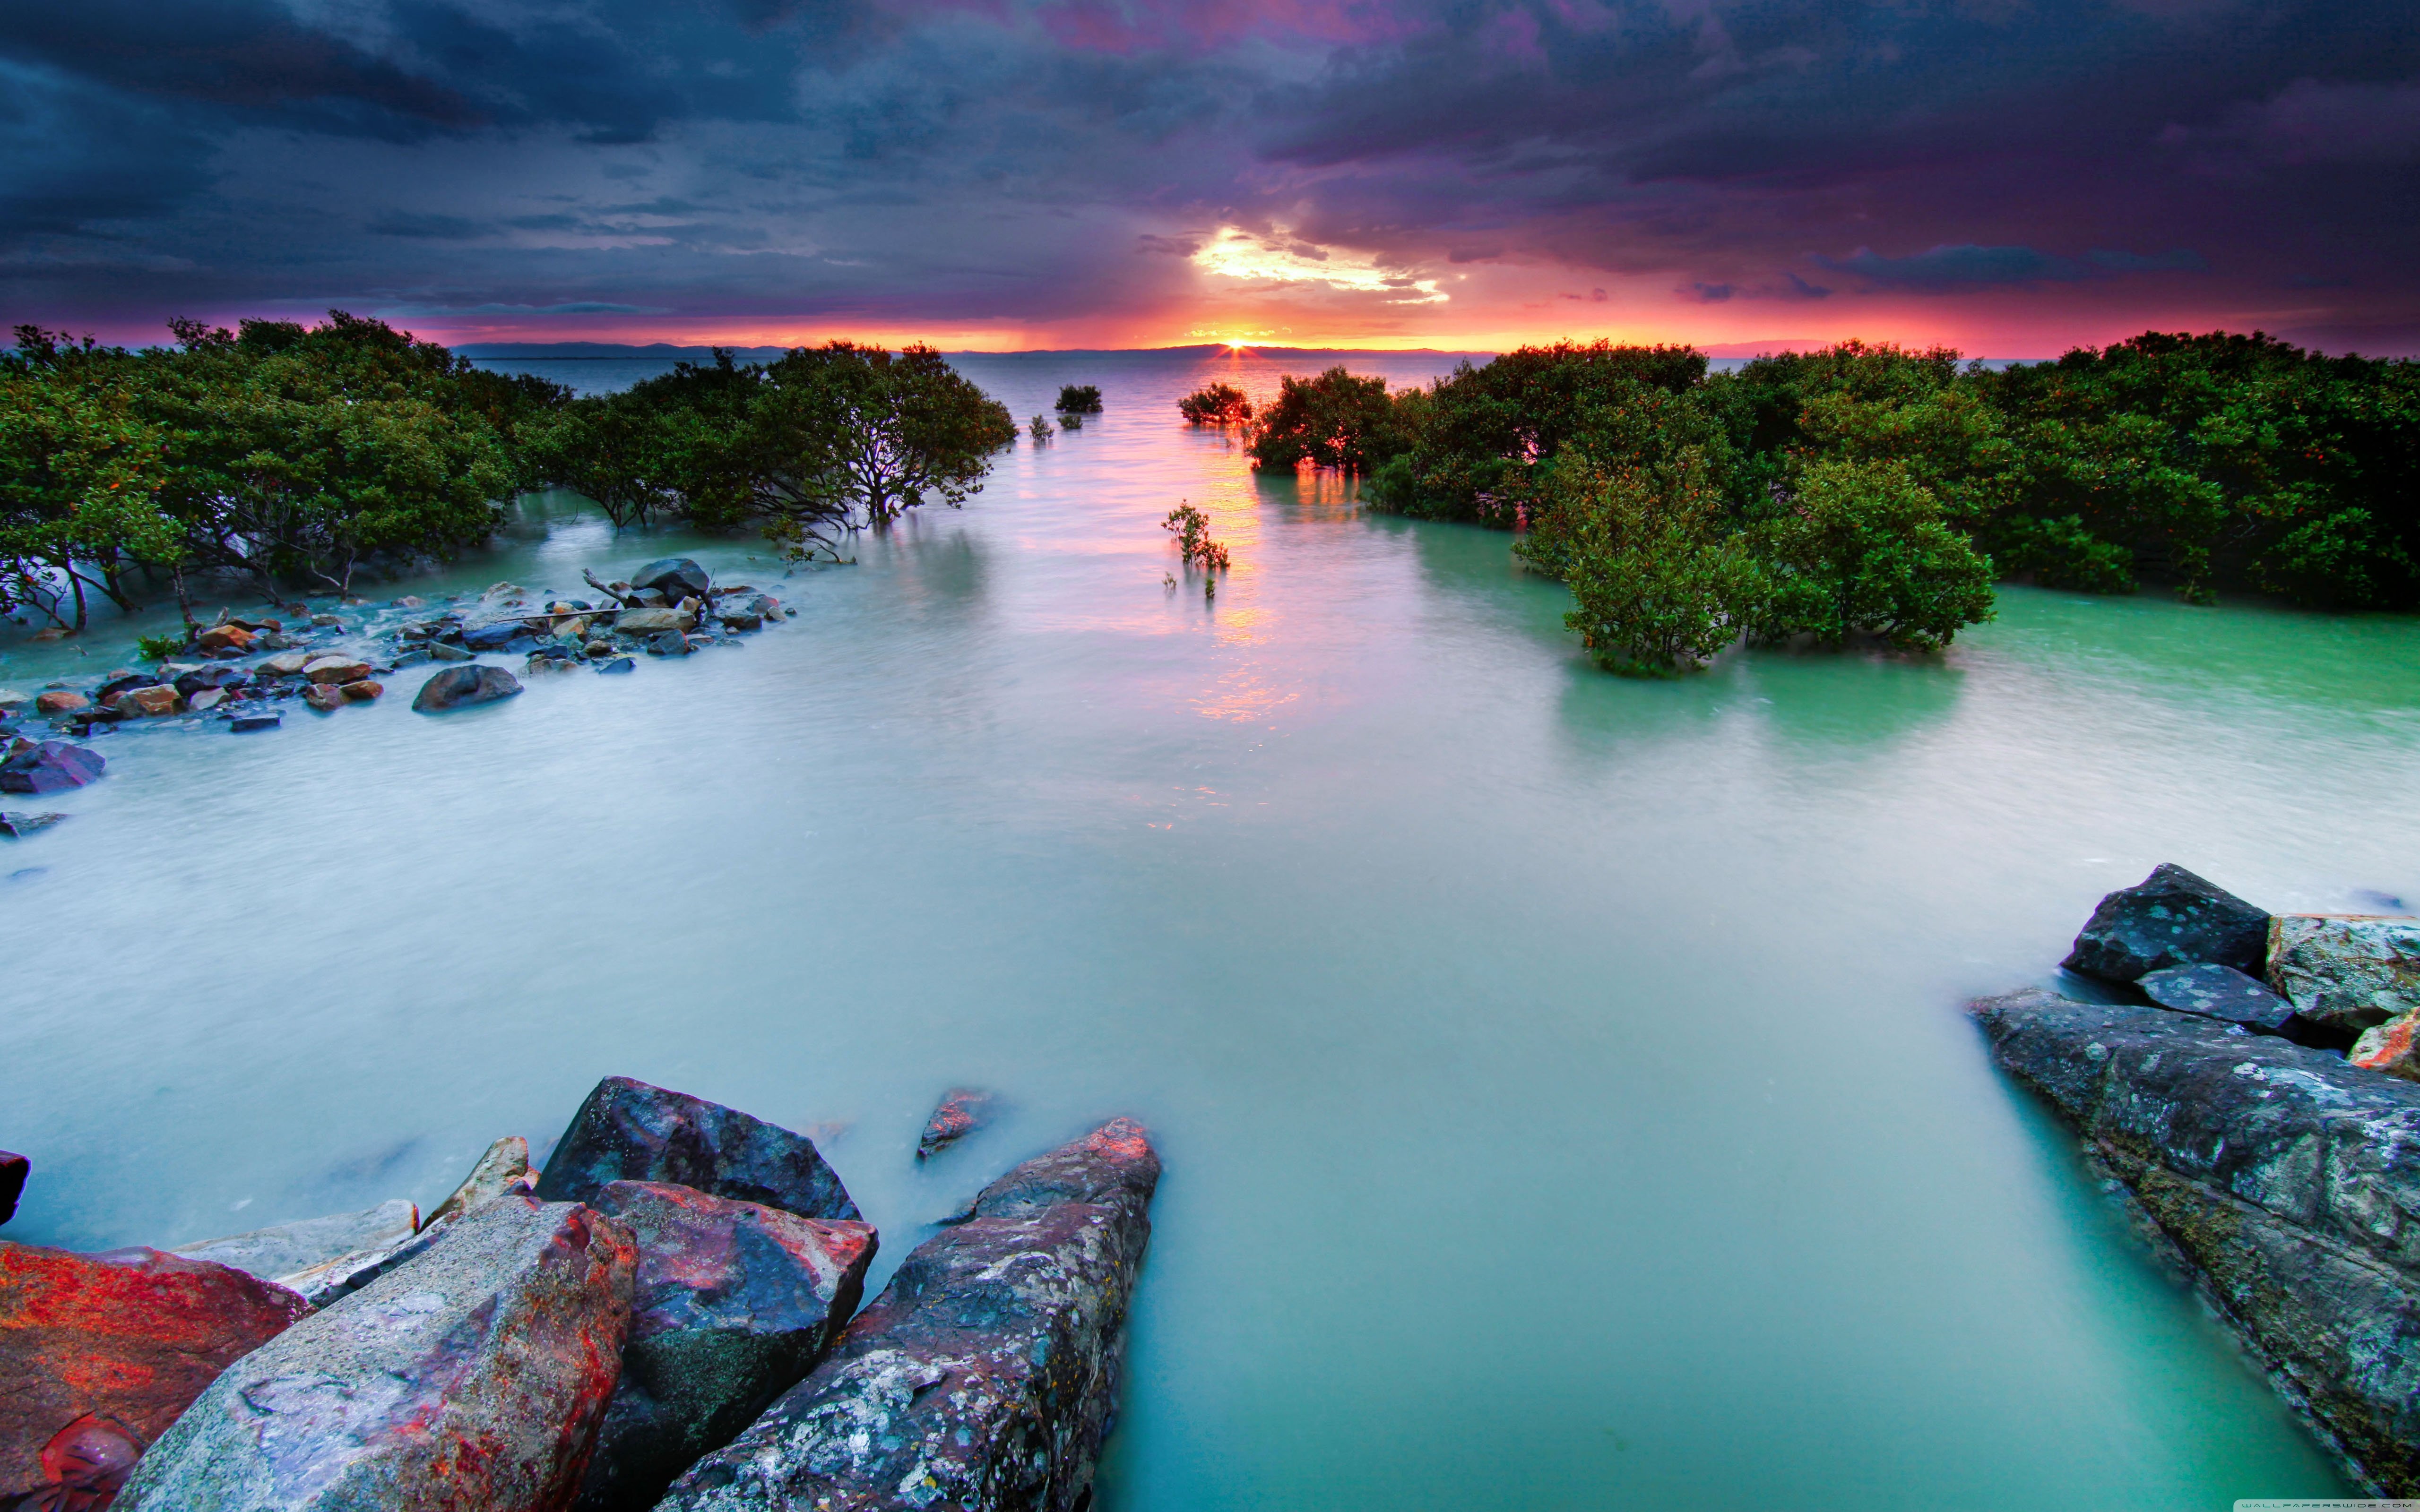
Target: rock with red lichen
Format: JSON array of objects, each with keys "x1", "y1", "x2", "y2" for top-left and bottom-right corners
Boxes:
[
  {"x1": 658, "y1": 1118, "x2": 1159, "y2": 1512},
  {"x1": 571, "y1": 1182, "x2": 876, "y2": 1512},
  {"x1": 534, "y1": 1076, "x2": 858, "y2": 1223},
  {"x1": 115, "y1": 1195, "x2": 636, "y2": 1512},
  {"x1": 2353, "y1": 1012, "x2": 2420, "y2": 1082},
  {"x1": 0, "y1": 1241, "x2": 310, "y2": 1507},
  {"x1": 915, "y1": 1087, "x2": 994, "y2": 1160}
]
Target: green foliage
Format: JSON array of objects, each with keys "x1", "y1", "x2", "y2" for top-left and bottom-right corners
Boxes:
[
  {"x1": 1525, "y1": 447, "x2": 1760, "y2": 676},
  {"x1": 1246, "y1": 367, "x2": 1401, "y2": 473},
  {"x1": 1163, "y1": 501, "x2": 1229, "y2": 571},
  {"x1": 1747, "y1": 458, "x2": 1997, "y2": 651},
  {"x1": 1029, "y1": 413, "x2": 1053, "y2": 442},
  {"x1": 1056, "y1": 384, "x2": 1103, "y2": 413},
  {"x1": 137, "y1": 632, "x2": 187, "y2": 661},
  {"x1": 1178, "y1": 382, "x2": 1252, "y2": 424}
]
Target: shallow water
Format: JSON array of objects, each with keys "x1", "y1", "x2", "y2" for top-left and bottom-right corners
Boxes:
[{"x1": 8, "y1": 348, "x2": 2419, "y2": 1509}]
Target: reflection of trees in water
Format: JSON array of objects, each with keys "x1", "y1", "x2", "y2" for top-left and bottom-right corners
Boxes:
[
  {"x1": 1250, "y1": 464, "x2": 1365, "y2": 521},
  {"x1": 1550, "y1": 641, "x2": 1967, "y2": 761}
]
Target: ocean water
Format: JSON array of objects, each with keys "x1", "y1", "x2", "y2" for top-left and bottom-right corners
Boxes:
[{"x1": 7, "y1": 347, "x2": 2417, "y2": 1508}]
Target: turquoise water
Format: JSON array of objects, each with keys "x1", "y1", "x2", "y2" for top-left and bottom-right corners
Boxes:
[{"x1": 8, "y1": 348, "x2": 2419, "y2": 1508}]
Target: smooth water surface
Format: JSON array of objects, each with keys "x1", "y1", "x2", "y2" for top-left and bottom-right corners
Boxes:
[{"x1": 9, "y1": 349, "x2": 2419, "y2": 1510}]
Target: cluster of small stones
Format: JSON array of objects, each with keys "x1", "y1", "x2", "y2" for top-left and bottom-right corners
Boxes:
[{"x1": 0, "y1": 558, "x2": 794, "y2": 840}]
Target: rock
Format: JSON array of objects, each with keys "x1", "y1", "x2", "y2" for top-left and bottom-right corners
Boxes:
[
  {"x1": 427, "y1": 641, "x2": 474, "y2": 662},
  {"x1": 302, "y1": 656, "x2": 372, "y2": 685},
  {"x1": 116, "y1": 1196, "x2": 637, "y2": 1512},
  {"x1": 534, "y1": 1076, "x2": 860, "y2": 1222},
  {"x1": 573, "y1": 1183, "x2": 876, "y2": 1512},
  {"x1": 307, "y1": 613, "x2": 343, "y2": 628},
  {"x1": 229, "y1": 714, "x2": 280, "y2": 733},
  {"x1": 302, "y1": 684, "x2": 345, "y2": 713},
  {"x1": 0, "y1": 1242, "x2": 311, "y2": 1506},
  {"x1": 463, "y1": 621, "x2": 527, "y2": 652},
  {"x1": 596, "y1": 658, "x2": 635, "y2": 675},
  {"x1": 716, "y1": 605, "x2": 762, "y2": 632},
  {"x1": 613, "y1": 608, "x2": 695, "y2": 637},
  {"x1": 1970, "y1": 988, "x2": 2420, "y2": 1495},
  {"x1": 254, "y1": 632, "x2": 304, "y2": 651},
  {"x1": 2061, "y1": 862, "x2": 2270, "y2": 983},
  {"x1": 0, "y1": 812, "x2": 67, "y2": 840},
  {"x1": 256, "y1": 651, "x2": 313, "y2": 678},
  {"x1": 93, "y1": 674, "x2": 156, "y2": 706},
  {"x1": 338, "y1": 679, "x2": 382, "y2": 702},
  {"x1": 173, "y1": 666, "x2": 247, "y2": 698},
  {"x1": 0, "y1": 690, "x2": 25, "y2": 709},
  {"x1": 585, "y1": 640, "x2": 614, "y2": 658},
  {"x1": 916, "y1": 1088, "x2": 995, "y2": 1160},
  {"x1": 526, "y1": 655, "x2": 582, "y2": 676},
  {"x1": 173, "y1": 1200, "x2": 419, "y2": 1287},
  {"x1": 28, "y1": 628, "x2": 64, "y2": 642},
  {"x1": 0, "y1": 1152, "x2": 22, "y2": 1224},
  {"x1": 110, "y1": 685, "x2": 181, "y2": 718},
  {"x1": 2136, "y1": 962, "x2": 2297, "y2": 1031},
  {"x1": 633, "y1": 558, "x2": 712, "y2": 601},
  {"x1": 31, "y1": 692, "x2": 86, "y2": 716},
  {"x1": 647, "y1": 630, "x2": 690, "y2": 657},
  {"x1": 395, "y1": 595, "x2": 426, "y2": 608},
  {"x1": 2352, "y1": 1014, "x2": 2420, "y2": 1082},
  {"x1": 555, "y1": 617, "x2": 590, "y2": 641},
  {"x1": 31, "y1": 1413, "x2": 142, "y2": 1509},
  {"x1": 2267, "y1": 914, "x2": 2420, "y2": 1037},
  {"x1": 412, "y1": 665, "x2": 523, "y2": 713},
  {"x1": 0, "y1": 740, "x2": 104, "y2": 794},
  {"x1": 195, "y1": 624, "x2": 253, "y2": 654},
  {"x1": 659, "y1": 1119, "x2": 1160, "y2": 1512},
  {"x1": 425, "y1": 1137, "x2": 537, "y2": 1230}
]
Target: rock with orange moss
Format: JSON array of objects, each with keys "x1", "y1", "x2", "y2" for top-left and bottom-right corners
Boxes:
[
  {"x1": 570, "y1": 1183, "x2": 876, "y2": 1512},
  {"x1": 0, "y1": 1241, "x2": 311, "y2": 1507},
  {"x1": 658, "y1": 1119, "x2": 1159, "y2": 1512},
  {"x1": 116, "y1": 1195, "x2": 636, "y2": 1512},
  {"x1": 2353, "y1": 1012, "x2": 2420, "y2": 1082}
]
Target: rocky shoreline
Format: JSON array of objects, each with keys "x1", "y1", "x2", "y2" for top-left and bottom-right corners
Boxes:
[
  {"x1": 1972, "y1": 864, "x2": 2420, "y2": 1494},
  {"x1": 0, "y1": 556, "x2": 794, "y2": 843},
  {"x1": 0, "y1": 1078, "x2": 1156, "y2": 1512}
]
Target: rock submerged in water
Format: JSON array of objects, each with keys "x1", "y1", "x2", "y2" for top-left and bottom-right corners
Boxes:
[
  {"x1": 172, "y1": 1198, "x2": 419, "y2": 1287},
  {"x1": 413, "y1": 664, "x2": 524, "y2": 713},
  {"x1": 0, "y1": 1242, "x2": 311, "y2": 1507},
  {"x1": 2267, "y1": 914, "x2": 2420, "y2": 1037},
  {"x1": 2061, "y1": 862, "x2": 2270, "y2": 983},
  {"x1": 2135, "y1": 962, "x2": 2296, "y2": 1031},
  {"x1": 573, "y1": 1182, "x2": 877, "y2": 1512},
  {"x1": 535, "y1": 1077, "x2": 859, "y2": 1223},
  {"x1": 116, "y1": 1196, "x2": 637, "y2": 1512},
  {"x1": 659, "y1": 1119, "x2": 1160, "y2": 1512},
  {"x1": 633, "y1": 558, "x2": 712, "y2": 602},
  {"x1": 917, "y1": 1087, "x2": 994, "y2": 1160},
  {"x1": 1970, "y1": 988, "x2": 2420, "y2": 1495},
  {"x1": 0, "y1": 740, "x2": 105, "y2": 794}
]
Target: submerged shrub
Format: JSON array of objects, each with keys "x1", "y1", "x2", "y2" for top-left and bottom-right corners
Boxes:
[
  {"x1": 1178, "y1": 382, "x2": 1252, "y2": 424},
  {"x1": 1747, "y1": 457, "x2": 1997, "y2": 651},
  {"x1": 1246, "y1": 368, "x2": 1400, "y2": 474},
  {"x1": 1056, "y1": 384, "x2": 1104, "y2": 413}
]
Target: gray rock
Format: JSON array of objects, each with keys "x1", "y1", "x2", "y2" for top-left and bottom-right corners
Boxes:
[
  {"x1": 424, "y1": 1136, "x2": 536, "y2": 1230},
  {"x1": 2062, "y1": 862, "x2": 2270, "y2": 983},
  {"x1": 633, "y1": 558, "x2": 712, "y2": 601},
  {"x1": 116, "y1": 1196, "x2": 637, "y2": 1512},
  {"x1": 412, "y1": 664, "x2": 523, "y2": 713},
  {"x1": 2268, "y1": 914, "x2": 2420, "y2": 1037},
  {"x1": 1970, "y1": 988, "x2": 2420, "y2": 1495},
  {"x1": 427, "y1": 641, "x2": 474, "y2": 662},
  {"x1": 0, "y1": 812, "x2": 66, "y2": 840},
  {"x1": 572, "y1": 1183, "x2": 876, "y2": 1512},
  {"x1": 173, "y1": 1199, "x2": 419, "y2": 1285},
  {"x1": 533, "y1": 1076, "x2": 858, "y2": 1223},
  {"x1": 658, "y1": 1119, "x2": 1159, "y2": 1512},
  {"x1": 647, "y1": 631, "x2": 690, "y2": 657},
  {"x1": 596, "y1": 658, "x2": 636, "y2": 675},
  {"x1": 230, "y1": 713, "x2": 281, "y2": 733},
  {"x1": 2136, "y1": 962, "x2": 2297, "y2": 1031},
  {"x1": 614, "y1": 608, "x2": 695, "y2": 637}
]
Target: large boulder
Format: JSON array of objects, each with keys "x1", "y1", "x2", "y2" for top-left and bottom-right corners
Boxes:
[
  {"x1": 115, "y1": 1196, "x2": 636, "y2": 1512},
  {"x1": 2060, "y1": 862, "x2": 2269, "y2": 982},
  {"x1": 412, "y1": 664, "x2": 523, "y2": 713},
  {"x1": 1970, "y1": 989, "x2": 2420, "y2": 1495},
  {"x1": 425, "y1": 1136, "x2": 537, "y2": 1230},
  {"x1": 658, "y1": 1119, "x2": 1160, "y2": 1512},
  {"x1": 2354, "y1": 1014, "x2": 2420, "y2": 1082},
  {"x1": 0, "y1": 1152, "x2": 22, "y2": 1225},
  {"x1": 573, "y1": 1183, "x2": 876, "y2": 1512},
  {"x1": 281, "y1": 1138, "x2": 540, "y2": 1309},
  {"x1": 173, "y1": 1199, "x2": 418, "y2": 1286},
  {"x1": 2267, "y1": 914, "x2": 2420, "y2": 1037},
  {"x1": 632, "y1": 558, "x2": 712, "y2": 602},
  {"x1": 534, "y1": 1077, "x2": 859, "y2": 1222},
  {"x1": 1, "y1": 1242, "x2": 311, "y2": 1507},
  {"x1": 0, "y1": 740, "x2": 104, "y2": 795}
]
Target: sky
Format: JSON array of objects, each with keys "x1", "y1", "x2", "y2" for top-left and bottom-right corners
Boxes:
[{"x1": 1, "y1": 0, "x2": 2414, "y2": 356}]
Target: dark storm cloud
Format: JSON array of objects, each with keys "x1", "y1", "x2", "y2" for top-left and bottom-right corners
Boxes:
[{"x1": 0, "y1": 0, "x2": 2413, "y2": 346}]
